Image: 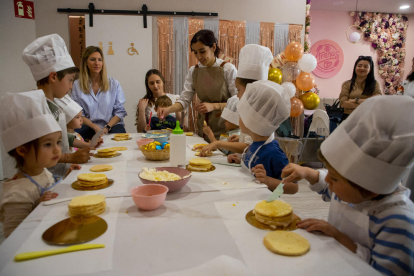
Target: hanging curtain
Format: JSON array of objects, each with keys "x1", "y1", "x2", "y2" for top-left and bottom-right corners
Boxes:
[
  {"x1": 289, "y1": 24, "x2": 303, "y2": 43},
  {"x1": 260, "y1": 22, "x2": 275, "y2": 54},
  {"x1": 157, "y1": 17, "x2": 174, "y2": 94},
  {"x1": 274, "y1": 23, "x2": 289, "y2": 55},
  {"x1": 245, "y1": 21, "x2": 260, "y2": 45},
  {"x1": 218, "y1": 20, "x2": 246, "y2": 68},
  {"x1": 203, "y1": 18, "x2": 220, "y2": 40},
  {"x1": 173, "y1": 17, "x2": 189, "y2": 96}
]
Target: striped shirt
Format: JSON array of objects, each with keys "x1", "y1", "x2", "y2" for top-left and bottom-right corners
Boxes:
[
  {"x1": 310, "y1": 169, "x2": 414, "y2": 276},
  {"x1": 71, "y1": 76, "x2": 127, "y2": 129}
]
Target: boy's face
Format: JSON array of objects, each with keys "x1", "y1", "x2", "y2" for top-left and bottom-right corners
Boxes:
[
  {"x1": 52, "y1": 73, "x2": 76, "y2": 99},
  {"x1": 67, "y1": 111, "x2": 83, "y2": 130},
  {"x1": 224, "y1": 120, "x2": 238, "y2": 131},
  {"x1": 235, "y1": 78, "x2": 246, "y2": 98},
  {"x1": 324, "y1": 166, "x2": 367, "y2": 204},
  {"x1": 154, "y1": 104, "x2": 169, "y2": 113},
  {"x1": 25, "y1": 131, "x2": 62, "y2": 169}
]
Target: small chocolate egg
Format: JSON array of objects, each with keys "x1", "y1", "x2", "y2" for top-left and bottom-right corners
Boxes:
[
  {"x1": 164, "y1": 143, "x2": 170, "y2": 149},
  {"x1": 147, "y1": 144, "x2": 156, "y2": 150},
  {"x1": 153, "y1": 141, "x2": 161, "y2": 146},
  {"x1": 162, "y1": 142, "x2": 169, "y2": 147},
  {"x1": 156, "y1": 145, "x2": 162, "y2": 150}
]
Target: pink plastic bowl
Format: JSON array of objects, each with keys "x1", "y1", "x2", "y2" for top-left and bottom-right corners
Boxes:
[
  {"x1": 136, "y1": 138, "x2": 154, "y2": 148},
  {"x1": 130, "y1": 184, "x2": 168, "y2": 211},
  {"x1": 138, "y1": 167, "x2": 192, "y2": 193}
]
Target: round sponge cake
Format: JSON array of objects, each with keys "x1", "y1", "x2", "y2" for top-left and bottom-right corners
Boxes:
[
  {"x1": 263, "y1": 231, "x2": 310, "y2": 256},
  {"x1": 90, "y1": 164, "x2": 114, "y2": 172},
  {"x1": 77, "y1": 173, "x2": 108, "y2": 187},
  {"x1": 188, "y1": 158, "x2": 212, "y2": 171},
  {"x1": 68, "y1": 195, "x2": 106, "y2": 217},
  {"x1": 254, "y1": 200, "x2": 293, "y2": 228}
]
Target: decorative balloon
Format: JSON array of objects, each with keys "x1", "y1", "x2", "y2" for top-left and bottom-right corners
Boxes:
[
  {"x1": 296, "y1": 72, "x2": 315, "y2": 91},
  {"x1": 285, "y1": 42, "x2": 304, "y2": 62},
  {"x1": 298, "y1": 54, "x2": 317, "y2": 73},
  {"x1": 268, "y1": 68, "x2": 283, "y2": 84},
  {"x1": 290, "y1": 97, "x2": 304, "y2": 117},
  {"x1": 281, "y1": 82, "x2": 296, "y2": 98},
  {"x1": 299, "y1": 92, "x2": 320, "y2": 110},
  {"x1": 281, "y1": 62, "x2": 301, "y2": 83}
]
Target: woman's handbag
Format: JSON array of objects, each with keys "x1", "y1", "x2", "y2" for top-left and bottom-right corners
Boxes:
[{"x1": 324, "y1": 99, "x2": 344, "y2": 120}]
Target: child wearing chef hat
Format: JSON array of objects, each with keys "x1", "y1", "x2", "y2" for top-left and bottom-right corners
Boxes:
[
  {"x1": 199, "y1": 95, "x2": 241, "y2": 156},
  {"x1": 55, "y1": 95, "x2": 103, "y2": 152},
  {"x1": 227, "y1": 45, "x2": 274, "y2": 163},
  {"x1": 281, "y1": 96, "x2": 414, "y2": 276},
  {"x1": 237, "y1": 80, "x2": 297, "y2": 193},
  {"x1": 22, "y1": 34, "x2": 92, "y2": 177},
  {"x1": 0, "y1": 91, "x2": 63, "y2": 238}
]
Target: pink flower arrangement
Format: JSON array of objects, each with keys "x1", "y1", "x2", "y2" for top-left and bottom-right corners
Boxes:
[
  {"x1": 350, "y1": 11, "x2": 409, "y2": 94},
  {"x1": 304, "y1": 4, "x2": 311, "y2": 53}
]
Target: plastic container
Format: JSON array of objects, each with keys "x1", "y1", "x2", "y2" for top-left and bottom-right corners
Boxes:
[
  {"x1": 130, "y1": 184, "x2": 168, "y2": 211},
  {"x1": 169, "y1": 121, "x2": 186, "y2": 167}
]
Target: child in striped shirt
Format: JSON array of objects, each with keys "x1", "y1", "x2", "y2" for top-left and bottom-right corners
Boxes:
[{"x1": 282, "y1": 96, "x2": 414, "y2": 276}]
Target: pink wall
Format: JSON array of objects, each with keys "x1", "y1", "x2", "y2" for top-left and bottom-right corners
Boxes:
[{"x1": 310, "y1": 10, "x2": 414, "y2": 98}]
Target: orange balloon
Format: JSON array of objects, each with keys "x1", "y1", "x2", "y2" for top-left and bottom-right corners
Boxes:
[
  {"x1": 296, "y1": 72, "x2": 315, "y2": 91},
  {"x1": 290, "y1": 97, "x2": 304, "y2": 117},
  {"x1": 284, "y1": 42, "x2": 304, "y2": 62},
  {"x1": 299, "y1": 92, "x2": 320, "y2": 110}
]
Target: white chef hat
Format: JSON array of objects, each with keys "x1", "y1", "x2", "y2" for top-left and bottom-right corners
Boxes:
[
  {"x1": 54, "y1": 95, "x2": 83, "y2": 123},
  {"x1": 237, "y1": 44, "x2": 273, "y2": 81},
  {"x1": 237, "y1": 80, "x2": 291, "y2": 136},
  {"x1": 22, "y1": 34, "x2": 75, "y2": 81},
  {"x1": 0, "y1": 90, "x2": 62, "y2": 153},
  {"x1": 321, "y1": 96, "x2": 414, "y2": 194},
  {"x1": 221, "y1": 96, "x2": 239, "y2": 126}
]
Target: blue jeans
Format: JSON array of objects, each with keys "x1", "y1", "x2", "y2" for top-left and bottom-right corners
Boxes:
[{"x1": 76, "y1": 124, "x2": 127, "y2": 140}]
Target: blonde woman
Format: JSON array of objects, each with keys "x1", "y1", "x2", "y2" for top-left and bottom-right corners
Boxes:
[{"x1": 71, "y1": 46, "x2": 127, "y2": 139}]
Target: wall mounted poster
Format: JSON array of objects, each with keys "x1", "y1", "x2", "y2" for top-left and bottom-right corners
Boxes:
[{"x1": 311, "y1": 40, "x2": 344, "y2": 79}]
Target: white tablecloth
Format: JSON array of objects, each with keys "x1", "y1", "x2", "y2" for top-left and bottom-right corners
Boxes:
[{"x1": 0, "y1": 133, "x2": 380, "y2": 276}]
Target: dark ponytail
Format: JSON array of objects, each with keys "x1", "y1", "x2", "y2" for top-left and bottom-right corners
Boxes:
[{"x1": 190, "y1": 29, "x2": 220, "y2": 57}]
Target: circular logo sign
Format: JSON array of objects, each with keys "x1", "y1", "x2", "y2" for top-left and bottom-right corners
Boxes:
[{"x1": 311, "y1": 40, "x2": 344, "y2": 79}]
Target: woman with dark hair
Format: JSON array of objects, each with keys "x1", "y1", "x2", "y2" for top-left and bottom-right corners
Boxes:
[
  {"x1": 135, "y1": 69, "x2": 181, "y2": 132},
  {"x1": 157, "y1": 29, "x2": 238, "y2": 141},
  {"x1": 339, "y1": 56, "x2": 382, "y2": 121},
  {"x1": 401, "y1": 57, "x2": 414, "y2": 97}
]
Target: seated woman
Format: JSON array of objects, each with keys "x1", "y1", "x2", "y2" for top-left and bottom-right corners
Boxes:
[
  {"x1": 71, "y1": 46, "x2": 127, "y2": 139},
  {"x1": 339, "y1": 56, "x2": 382, "y2": 121},
  {"x1": 135, "y1": 69, "x2": 182, "y2": 132}
]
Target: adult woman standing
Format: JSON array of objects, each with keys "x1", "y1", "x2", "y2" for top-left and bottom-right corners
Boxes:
[
  {"x1": 157, "y1": 30, "x2": 238, "y2": 141},
  {"x1": 71, "y1": 46, "x2": 127, "y2": 139},
  {"x1": 339, "y1": 56, "x2": 382, "y2": 121},
  {"x1": 135, "y1": 69, "x2": 181, "y2": 132}
]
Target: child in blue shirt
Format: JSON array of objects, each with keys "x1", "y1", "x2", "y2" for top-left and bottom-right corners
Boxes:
[
  {"x1": 238, "y1": 80, "x2": 297, "y2": 194},
  {"x1": 145, "y1": 95, "x2": 180, "y2": 131}
]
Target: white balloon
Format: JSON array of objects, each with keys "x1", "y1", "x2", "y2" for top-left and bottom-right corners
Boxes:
[
  {"x1": 349, "y1": 32, "x2": 361, "y2": 43},
  {"x1": 281, "y1": 82, "x2": 296, "y2": 98},
  {"x1": 298, "y1": 54, "x2": 317, "y2": 73}
]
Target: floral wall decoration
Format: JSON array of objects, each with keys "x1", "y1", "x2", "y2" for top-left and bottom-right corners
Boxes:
[
  {"x1": 350, "y1": 11, "x2": 409, "y2": 95},
  {"x1": 304, "y1": 1, "x2": 311, "y2": 53}
]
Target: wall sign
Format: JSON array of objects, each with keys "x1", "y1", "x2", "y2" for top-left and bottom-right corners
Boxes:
[
  {"x1": 14, "y1": 0, "x2": 35, "y2": 20},
  {"x1": 311, "y1": 40, "x2": 343, "y2": 79}
]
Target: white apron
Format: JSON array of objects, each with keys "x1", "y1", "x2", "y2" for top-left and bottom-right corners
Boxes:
[{"x1": 241, "y1": 133, "x2": 274, "y2": 175}]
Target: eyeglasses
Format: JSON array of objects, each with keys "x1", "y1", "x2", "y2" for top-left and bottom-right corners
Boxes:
[{"x1": 358, "y1": 55, "x2": 373, "y2": 60}]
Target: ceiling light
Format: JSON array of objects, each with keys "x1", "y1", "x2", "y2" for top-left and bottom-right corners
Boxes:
[
  {"x1": 400, "y1": 5, "x2": 410, "y2": 9},
  {"x1": 333, "y1": 1, "x2": 344, "y2": 5}
]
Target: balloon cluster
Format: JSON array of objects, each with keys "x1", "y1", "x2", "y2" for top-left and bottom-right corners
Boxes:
[{"x1": 268, "y1": 42, "x2": 320, "y2": 117}]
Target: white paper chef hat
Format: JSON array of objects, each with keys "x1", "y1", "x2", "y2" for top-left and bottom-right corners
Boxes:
[
  {"x1": 237, "y1": 44, "x2": 273, "y2": 81},
  {"x1": 54, "y1": 95, "x2": 83, "y2": 123},
  {"x1": 321, "y1": 96, "x2": 414, "y2": 194},
  {"x1": 221, "y1": 96, "x2": 239, "y2": 126},
  {"x1": 0, "y1": 90, "x2": 62, "y2": 153},
  {"x1": 238, "y1": 80, "x2": 291, "y2": 136},
  {"x1": 22, "y1": 34, "x2": 75, "y2": 81}
]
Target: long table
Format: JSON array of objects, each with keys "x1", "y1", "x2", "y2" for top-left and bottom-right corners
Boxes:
[{"x1": 0, "y1": 133, "x2": 380, "y2": 275}]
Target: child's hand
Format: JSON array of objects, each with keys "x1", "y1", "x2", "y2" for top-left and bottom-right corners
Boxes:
[
  {"x1": 228, "y1": 134, "x2": 239, "y2": 143},
  {"x1": 65, "y1": 164, "x2": 81, "y2": 178},
  {"x1": 90, "y1": 137, "x2": 103, "y2": 148},
  {"x1": 297, "y1": 219, "x2": 339, "y2": 238},
  {"x1": 144, "y1": 124, "x2": 151, "y2": 132},
  {"x1": 227, "y1": 153, "x2": 241, "y2": 164},
  {"x1": 281, "y1": 163, "x2": 309, "y2": 184},
  {"x1": 202, "y1": 125, "x2": 213, "y2": 136},
  {"x1": 70, "y1": 148, "x2": 92, "y2": 163},
  {"x1": 39, "y1": 191, "x2": 58, "y2": 202},
  {"x1": 183, "y1": 126, "x2": 190, "y2": 132},
  {"x1": 199, "y1": 141, "x2": 219, "y2": 157},
  {"x1": 252, "y1": 164, "x2": 267, "y2": 184}
]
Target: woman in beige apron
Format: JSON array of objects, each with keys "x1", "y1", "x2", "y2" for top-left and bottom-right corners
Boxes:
[{"x1": 157, "y1": 30, "x2": 238, "y2": 142}]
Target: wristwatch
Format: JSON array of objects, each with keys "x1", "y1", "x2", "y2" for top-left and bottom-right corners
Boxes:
[
  {"x1": 355, "y1": 98, "x2": 360, "y2": 104},
  {"x1": 104, "y1": 124, "x2": 111, "y2": 131}
]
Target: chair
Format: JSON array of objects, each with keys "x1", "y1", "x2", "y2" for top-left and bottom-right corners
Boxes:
[{"x1": 298, "y1": 109, "x2": 330, "y2": 163}]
